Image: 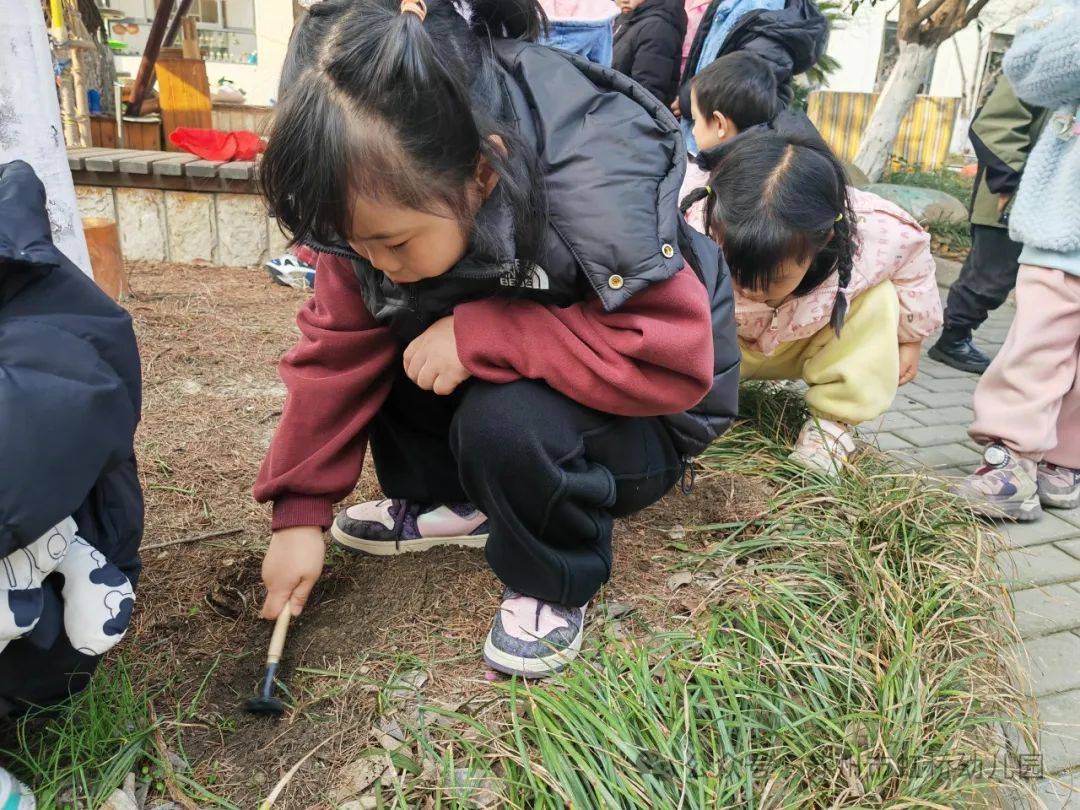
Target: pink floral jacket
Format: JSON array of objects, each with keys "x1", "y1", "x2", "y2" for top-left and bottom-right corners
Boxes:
[{"x1": 734, "y1": 188, "x2": 943, "y2": 356}]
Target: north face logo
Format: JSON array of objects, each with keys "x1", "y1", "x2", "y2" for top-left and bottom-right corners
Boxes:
[{"x1": 499, "y1": 264, "x2": 550, "y2": 291}]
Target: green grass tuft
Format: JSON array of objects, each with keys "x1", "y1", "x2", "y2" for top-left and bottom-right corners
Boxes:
[
  {"x1": 396, "y1": 389, "x2": 1034, "y2": 808},
  {"x1": 0, "y1": 658, "x2": 156, "y2": 808}
]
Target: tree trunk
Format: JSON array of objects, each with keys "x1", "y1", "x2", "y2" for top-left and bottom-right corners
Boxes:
[
  {"x1": 0, "y1": 0, "x2": 91, "y2": 275},
  {"x1": 853, "y1": 39, "x2": 937, "y2": 181}
]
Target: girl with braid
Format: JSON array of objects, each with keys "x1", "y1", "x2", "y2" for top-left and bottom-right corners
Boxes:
[
  {"x1": 682, "y1": 133, "x2": 942, "y2": 474},
  {"x1": 254, "y1": 0, "x2": 739, "y2": 678}
]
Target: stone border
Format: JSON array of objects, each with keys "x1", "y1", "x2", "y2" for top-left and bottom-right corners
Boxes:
[{"x1": 76, "y1": 184, "x2": 286, "y2": 266}]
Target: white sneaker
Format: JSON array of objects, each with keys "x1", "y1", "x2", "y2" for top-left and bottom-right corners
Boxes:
[
  {"x1": 0, "y1": 766, "x2": 35, "y2": 809},
  {"x1": 789, "y1": 417, "x2": 855, "y2": 477}
]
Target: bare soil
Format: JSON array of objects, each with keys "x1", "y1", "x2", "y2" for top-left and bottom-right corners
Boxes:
[{"x1": 123, "y1": 260, "x2": 768, "y2": 807}]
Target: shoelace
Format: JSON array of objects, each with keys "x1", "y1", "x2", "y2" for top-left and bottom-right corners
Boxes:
[{"x1": 502, "y1": 588, "x2": 546, "y2": 633}]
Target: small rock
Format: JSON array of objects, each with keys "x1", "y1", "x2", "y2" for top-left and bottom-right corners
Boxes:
[
  {"x1": 100, "y1": 786, "x2": 139, "y2": 810},
  {"x1": 389, "y1": 669, "x2": 429, "y2": 701},
  {"x1": 666, "y1": 571, "x2": 693, "y2": 591},
  {"x1": 864, "y1": 183, "x2": 968, "y2": 224},
  {"x1": 667, "y1": 525, "x2": 686, "y2": 541},
  {"x1": 338, "y1": 799, "x2": 378, "y2": 810},
  {"x1": 252, "y1": 771, "x2": 267, "y2": 785},
  {"x1": 167, "y1": 751, "x2": 189, "y2": 774},
  {"x1": 331, "y1": 755, "x2": 390, "y2": 802},
  {"x1": 600, "y1": 601, "x2": 634, "y2": 621},
  {"x1": 450, "y1": 769, "x2": 503, "y2": 808},
  {"x1": 373, "y1": 716, "x2": 407, "y2": 751},
  {"x1": 147, "y1": 803, "x2": 181, "y2": 810}
]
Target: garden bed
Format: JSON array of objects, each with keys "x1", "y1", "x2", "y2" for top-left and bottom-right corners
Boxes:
[{"x1": 1, "y1": 261, "x2": 1033, "y2": 808}]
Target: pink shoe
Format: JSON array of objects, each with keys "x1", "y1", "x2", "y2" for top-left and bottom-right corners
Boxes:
[
  {"x1": 789, "y1": 417, "x2": 855, "y2": 477},
  {"x1": 331, "y1": 499, "x2": 488, "y2": 555}
]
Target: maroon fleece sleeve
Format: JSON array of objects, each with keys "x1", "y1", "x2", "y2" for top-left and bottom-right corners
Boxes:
[
  {"x1": 454, "y1": 265, "x2": 714, "y2": 417},
  {"x1": 254, "y1": 253, "x2": 398, "y2": 531}
]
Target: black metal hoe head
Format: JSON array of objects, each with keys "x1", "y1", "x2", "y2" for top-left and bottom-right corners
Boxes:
[{"x1": 244, "y1": 662, "x2": 286, "y2": 716}]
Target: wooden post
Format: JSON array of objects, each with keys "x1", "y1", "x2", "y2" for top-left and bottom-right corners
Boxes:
[
  {"x1": 180, "y1": 18, "x2": 200, "y2": 60},
  {"x1": 164, "y1": 0, "x2": 197, "y2": 48},
  {"x1": 82, "y1": 218, "x2": 128, "y2": 300},
  {"x1": 125, "y1": 0, "x2": 176, "y2": 117}
]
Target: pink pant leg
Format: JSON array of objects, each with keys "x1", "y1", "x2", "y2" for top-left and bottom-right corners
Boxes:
[
  {"x1": 970, "y1": 266, "x2": 1080, "y2": 461},
  {"x1": 1046, "y1": 359, "x2": 1080, "y2": 468}
]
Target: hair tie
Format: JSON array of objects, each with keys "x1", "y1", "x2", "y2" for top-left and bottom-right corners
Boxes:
[
  {"x1": 835, "y1": 212, "x2": 844, "y2": 223},
  {"x1": 400, "y1": 0, "x2": 427, "y2": 20},
  {"x1": 704, "y1": 185, "x2": 712, "y2": 197}
]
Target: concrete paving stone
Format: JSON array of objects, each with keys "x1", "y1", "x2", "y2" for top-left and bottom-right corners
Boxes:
[
  {"x1": 870, "y1": 432, "x2": 914, "y2": 451},
  {"x1": 864, "y1": 411, "x2": 925, "y2": 433},
  {"x1": 1056, "y1": 510, "x2": 1080, "y2": 531},
  {"x1": 932, "y1": 466, "x2": 970, "y2": 480},
  {"x1": 919, "y1": 359, "x2": 982, "y2": 380},
  {"x1": 895, "y1": 424, "x2": 971, "y2": 448},
  {"x1": 1029, "y1": 770, "x2": 1080, "y2": 808},
  {"x1": 997, "y1": 545, "x2": 1080, "y2": 590},
  {"x1": 896, "y1": 443, "x2": 982, "y2": 470},
  {"x1": 1012, "y1": 585, "x2": 1080, "y2": 638},
  {"x1": 1034, "y1": 690, "x2": 1080, "y2": 774},
  {"x1": 1019, "y1": 632, "x2": 1080, "y2": 696},
  {"x1": 1003, "y1": 514, "x2": 1080, "y2": 549},
  {"x1": 917, "y1": 375, "x2": 979, "y2": 395},
  {"x1": 1057, "y1": 539, "x2": 1080, "y2": 560},
  {"x1": 905, "y1": 389, "x2": 981, "y2": 408},
  {"x1": 909, "y1": 405, "x2": 974, "y2": 427}
]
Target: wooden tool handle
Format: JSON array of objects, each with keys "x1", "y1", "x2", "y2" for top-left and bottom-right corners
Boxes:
[{"x1": 266, "y1": 607, "x2": 292, "y2": 665}]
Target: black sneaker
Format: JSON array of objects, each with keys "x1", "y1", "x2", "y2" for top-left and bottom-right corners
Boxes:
[
  {"x1": 331, "y1": 499, "x2": 488, "y2": 555},
  {"x1": 928, "y1": 333, "x2": 991, "y2": 374}
]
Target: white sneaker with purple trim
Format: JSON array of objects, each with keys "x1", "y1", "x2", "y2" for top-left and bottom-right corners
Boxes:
[
  {"x1": 331, "y1": 499, "x2": 488, "y2": 555},
  {"x1": 483, "y1": 590, "x2": 586, "y2": 679}
]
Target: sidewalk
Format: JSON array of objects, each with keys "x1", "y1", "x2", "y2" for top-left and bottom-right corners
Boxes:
[{"x1": 860, "y1": 273, "x2": 1080, "y2": 807}]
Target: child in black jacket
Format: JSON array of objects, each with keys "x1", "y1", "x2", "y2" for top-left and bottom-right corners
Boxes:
[
  {"x1": 0, "y1": 160, "x2": 143, "y2": 717},
  {"x1": 612, "y1": 0, "x2": 687, "y2": 106}
]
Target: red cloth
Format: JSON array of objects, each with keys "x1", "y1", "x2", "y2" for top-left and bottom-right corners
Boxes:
[
  {"x1": 169, "y1": 127, "x2": 266, "y2": 161},
  {"x1": 255, "y1": 253, "x2": 714, "y2": 530}
]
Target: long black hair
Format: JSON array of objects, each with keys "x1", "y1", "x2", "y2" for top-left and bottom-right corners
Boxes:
[
  {"x1": 260, "y1": 0, "x2": 549, "y2": 271},
  {"x1": 681, "y1": 132, "x2": 857, "y2": 334}
]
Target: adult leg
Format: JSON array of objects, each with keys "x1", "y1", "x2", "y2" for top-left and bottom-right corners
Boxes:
[
  {"x1": 451, "y1": 379, "x2": 681, "y2": 608},
  {"x1": 931, "y1": 225, "x2": 1023, "y2": 373}
]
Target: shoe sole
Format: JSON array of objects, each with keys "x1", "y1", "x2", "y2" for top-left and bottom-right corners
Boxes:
[
  {"x1": 330, "y1": 523, "x2": 488, "y2": 555},
  {"x1": 1041, "y1": 490, "x2": 1080, "y2": 510},
  {"x1": 927, "y1": 346, "x2": 988, "y2": 375},
  {"x1": 482, "y1": 633, "x2": 582, "y2": 679},
  {"x1": 970, "y1": 493, "x2": 1043, "y2": 523}
]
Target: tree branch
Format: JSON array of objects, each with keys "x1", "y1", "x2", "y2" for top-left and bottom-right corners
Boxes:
[
  {"x1": 913, "y1": 0, "x2": 951, "y2": 27},
  {"x1": 963, "y1": 0, "x2": 993, "y2": 26}
]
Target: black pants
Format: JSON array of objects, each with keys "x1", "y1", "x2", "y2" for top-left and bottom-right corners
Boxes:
[
  {"x1": 943, "y1": 224, "x2": 1023, "y2": 337},
  {"x1": 368, "y1": 372, "x2": 682, "y2": 606},
  {"x1": 0, "y1": 624, "x2": 97, "y2": 713}
]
